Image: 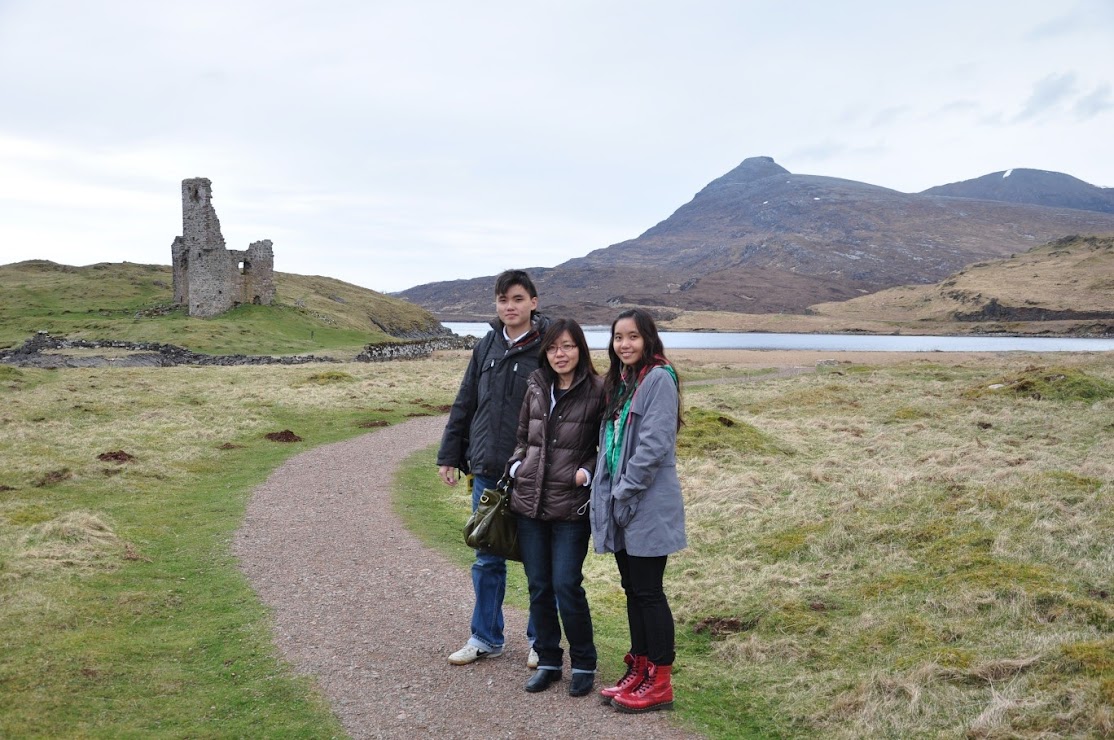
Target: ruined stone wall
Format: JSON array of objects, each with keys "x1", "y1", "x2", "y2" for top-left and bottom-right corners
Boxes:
[
  {"x1": 180, "y1": 178, "x2": 234, "y2": 317},
  {"x1": 171, "y1": 178, "x2": 276, "y2": 317},
  {"x1": 228, "y1": 240, "x2": 276, "y2": 306},
  {"x1": 170, "y1": 235, "x2": 188, "y2": 305}
]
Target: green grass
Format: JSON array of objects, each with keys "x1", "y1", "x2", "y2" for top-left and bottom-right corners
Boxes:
[
  {"x1": 4, "y1": 350, "x2": 1112, "y2": 738},
  {"x1": 0, "y1": 260, "x2": 442, "y2": 355},
  {"x1": 678, "y1": 408, "x2": 792, "y2": 458},
  {"x1": 677, "y1": 354, "x2": 1114, "y2": 737},
  {"x1": 0, "y1": 359, "x2": 463, "y2": 738}
]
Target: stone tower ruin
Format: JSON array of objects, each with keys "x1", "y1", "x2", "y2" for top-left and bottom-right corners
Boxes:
[{"x1": 171, "y1": 178, "x2": 276, "y2": 318}]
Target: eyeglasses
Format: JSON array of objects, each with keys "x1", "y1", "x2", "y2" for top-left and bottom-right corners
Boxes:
[{"x1": 545, "y1": 343, "x2": 578, "y2": 355}]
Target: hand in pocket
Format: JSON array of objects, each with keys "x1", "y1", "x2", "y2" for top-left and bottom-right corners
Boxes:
[{"x1": 613, "y1": 498, "x2": 638, "y2": 527}]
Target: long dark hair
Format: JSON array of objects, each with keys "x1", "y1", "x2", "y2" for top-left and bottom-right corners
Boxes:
[
  {"x1": 538, "y1": 318, "x2": 596, "y2": 386},
  {"x1": 605, "y1": 308, "x2": 682, "y2": 426}
]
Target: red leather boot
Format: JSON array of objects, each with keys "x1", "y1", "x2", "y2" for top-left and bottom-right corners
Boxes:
[
  {"x1": 610, "y1": 662, "x2": 673, "y2": 713},
  {"x1": 598, "y1": 653, "x2": 647, "y2": 705}
]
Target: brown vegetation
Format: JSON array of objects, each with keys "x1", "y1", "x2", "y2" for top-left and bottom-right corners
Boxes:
[{"x1": 666, "y1": 235, "x2": 1114, "y2": 337}]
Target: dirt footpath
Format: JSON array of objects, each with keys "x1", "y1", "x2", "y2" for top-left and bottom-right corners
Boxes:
[
  {"x1": 234, "y1": 415, "x2": 701, "y2": 740},
  {"x1": 233, "y1": 350, "x2": 1006, "y2": 738}
]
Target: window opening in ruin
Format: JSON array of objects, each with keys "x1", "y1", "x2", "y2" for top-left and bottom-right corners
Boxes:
[
  {"x1": 253, "y1": 295, "x2": 262, "y2": 305},
  {"x1": 240, "y1": 260, "x2": 251, "y2": 275}
]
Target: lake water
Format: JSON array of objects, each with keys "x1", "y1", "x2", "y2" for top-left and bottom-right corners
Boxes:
[{"x1": 442, "y1": 322, "x2": 1114, "y2": 353}]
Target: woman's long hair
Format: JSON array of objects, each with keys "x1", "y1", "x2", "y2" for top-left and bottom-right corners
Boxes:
[
  {"x1": 537, "y1": 318, "x2": 596, "y2": 386},
  {"x1": 605, "y1": 308, "x2": 682, "y2": 426}
]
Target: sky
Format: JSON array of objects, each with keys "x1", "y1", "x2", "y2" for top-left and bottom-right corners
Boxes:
[{"x1": 1, "y1": 1, "x2": 1112, "y2": 293}]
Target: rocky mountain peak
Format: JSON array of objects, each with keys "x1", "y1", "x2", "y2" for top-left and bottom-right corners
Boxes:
[
  {"x1": 397, "y1": 158, "x2": 1114, "y2": 321},
  {"x1": 715, "y1": 156, "x2": 789, "y2": 185}
]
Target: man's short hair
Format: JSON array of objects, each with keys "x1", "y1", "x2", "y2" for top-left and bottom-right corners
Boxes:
[{"x1": 494, "y1": 269, "x2": 537, "y2": 299}]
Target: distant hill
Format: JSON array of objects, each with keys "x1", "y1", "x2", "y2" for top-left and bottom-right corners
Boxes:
[
  {"x1": 0, "y1": 260, "x2": 444, "y2": 354},
  {"x1": 922, "y1": 168, "x2": 1114, "y2": 214},
  {"x1": 397, "y1": 157, "x2": 1114, "y2": 321},
  {"x1": 664, "y1": 235, "x2": 1114, "y2": 337},
  {"x1": 809, "y1": 234, "x2": 1114, "y2": 327}
]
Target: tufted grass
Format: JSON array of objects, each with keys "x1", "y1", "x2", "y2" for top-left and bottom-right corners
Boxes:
[
  {"x1": 3, "y1": 349, "x2": 1111, "y2": 738},
  {"x1": 397, "y1": 351, "x2": 1114, "y2": 738},
  {"x1": 0, "y1": 357, "x2": 462, "y2": 738}
]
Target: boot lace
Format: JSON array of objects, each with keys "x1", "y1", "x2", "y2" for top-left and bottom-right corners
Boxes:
[{"x1": 629, "y1": 665, "x2": 657, "y2": 696}]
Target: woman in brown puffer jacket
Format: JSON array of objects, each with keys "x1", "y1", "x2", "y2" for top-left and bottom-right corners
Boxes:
[{"x1": 506, "y1": 318, "x2": 606, "y2": 697}]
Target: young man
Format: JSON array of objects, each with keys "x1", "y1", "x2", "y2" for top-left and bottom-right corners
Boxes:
[{"x1": 438, "y1": 269, "x2": 550, "y2": 666}]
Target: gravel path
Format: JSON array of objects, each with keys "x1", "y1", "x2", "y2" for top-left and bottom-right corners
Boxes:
[{"x1": 234, "y1": 415, "x2": 701, "y2": 739}]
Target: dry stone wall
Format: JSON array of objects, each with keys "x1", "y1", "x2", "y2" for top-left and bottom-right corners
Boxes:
[{"x1": 354, "y1": 336, "x2": 477, "y2": 362}]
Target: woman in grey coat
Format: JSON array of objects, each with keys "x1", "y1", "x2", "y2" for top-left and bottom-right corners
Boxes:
[{"x1": 591, "y1": 308, "x2": 686, "y2": 714}]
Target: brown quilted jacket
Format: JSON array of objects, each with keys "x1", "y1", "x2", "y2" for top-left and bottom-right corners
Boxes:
[{"x1": 507, "y1": 368, "x2": 605, "y2": 521}]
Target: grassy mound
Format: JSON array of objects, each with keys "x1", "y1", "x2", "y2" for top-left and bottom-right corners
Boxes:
[
  {"x1": 970, "y1": 365, "x2": 1114, "y2": 401},
  {"x1": 0, "y1": 260, "x2": 442, "y2": 355},
  {"x1": 678, "y1": 408, "x2": 791, "y2": 457}
]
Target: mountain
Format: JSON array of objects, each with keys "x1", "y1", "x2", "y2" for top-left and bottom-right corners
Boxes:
[
  {"x1": 397, "y1": 157, "x2": 1114, "y2": 321},
  {"x1": 922, "y1": 168, "x2": 1114, "y2": 214}
]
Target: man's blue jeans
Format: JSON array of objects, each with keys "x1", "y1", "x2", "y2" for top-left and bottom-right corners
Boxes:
[
  {"x1": 517, "y1": 515, "x2": 596, "y2": 672},
  {"x1": 467, "y1": 475, "x2": 535, "y2": 651}
]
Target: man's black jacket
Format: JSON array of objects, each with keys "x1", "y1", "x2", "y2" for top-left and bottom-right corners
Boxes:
[{"x1": 437, "y1": 314, "x2": 550, "y2": 479}]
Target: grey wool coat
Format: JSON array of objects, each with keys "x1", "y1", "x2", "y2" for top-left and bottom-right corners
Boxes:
[{"x1": 590, "y1": 366, "x2": 687, "y2": 557}]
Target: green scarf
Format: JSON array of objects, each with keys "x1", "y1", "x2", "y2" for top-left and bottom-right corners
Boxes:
[{"x1": 604, "y1": 362, "x2": 677, "y2": 478}]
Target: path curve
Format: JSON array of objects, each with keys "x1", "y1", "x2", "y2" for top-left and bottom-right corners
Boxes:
[{"x1": 234, "y1": 415, "x2": 701, "y2": 739}]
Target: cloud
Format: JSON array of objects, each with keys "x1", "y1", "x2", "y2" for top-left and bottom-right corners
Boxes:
[
  {"x1": 786, "y1": 141, "x2": 847, "y2": 164},
  {"x1": 932, "y1": 99, "x2": 981, "y2": 117},
  {"x1": 2, "y1": 2, "x2": 1113, "y2": 288},
  {"x1": 1074, "y1": 83, "x2": 1114, "y2": 119},
  {"x1": 1025, "y1": 12, "x2": 1086, "y2": 41},
  {"x1": 1012, "y1": 72, "x2": 1079, "y2": 122},
  {"x1": 871, "y1": 105, "x2": 911, "y2": 128}
]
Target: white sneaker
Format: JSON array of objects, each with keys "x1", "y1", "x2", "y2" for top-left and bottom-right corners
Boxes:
[
  {"x1": 448, "y1": 643, "x2": 504, "y2": 665},
  {"x1": 527, "y1": 647, "x2": 539, "y2": 669}
]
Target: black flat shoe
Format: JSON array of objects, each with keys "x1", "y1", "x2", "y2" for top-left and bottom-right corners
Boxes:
[
  {"x1": 525, "y1": 669, "x2": 562, "y2": 693},
  {"x1": 569, "y1": 672, "x2": 594, "y2": 697}
]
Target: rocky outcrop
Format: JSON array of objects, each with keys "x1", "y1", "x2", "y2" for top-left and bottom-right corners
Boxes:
[{"x1": 952, "y1": 298, "x2": 1114, "y2": 322}]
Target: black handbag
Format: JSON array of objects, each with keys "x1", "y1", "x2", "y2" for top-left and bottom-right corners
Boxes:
[{"x1": 463, "y1": 477, "x2": 521, "y2": 561}]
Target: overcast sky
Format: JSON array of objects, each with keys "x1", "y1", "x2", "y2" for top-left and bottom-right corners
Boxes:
[{"x1": 2, "y1": 1, "x2": 1112, "y2": 292}]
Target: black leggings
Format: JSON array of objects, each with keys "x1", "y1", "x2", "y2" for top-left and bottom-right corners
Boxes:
[{"x1": 613, "y1": 550, "x2": 675, "y2": 666}]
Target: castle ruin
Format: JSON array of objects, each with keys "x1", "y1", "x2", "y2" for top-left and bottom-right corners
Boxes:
[{"x1": 171, "y1": 178, "x2": 276, "y2": 317}]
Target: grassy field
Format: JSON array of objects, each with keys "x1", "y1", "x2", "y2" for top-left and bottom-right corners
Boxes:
[
  {"x1": 397, "y1": 351, "x2": 1114, "y2": 738},
  {"x1": 0, "y1": 357, "x2": 464, "y2": 737},
  {"x1": 0, "y1": 260, "x2": 442, "y2": 355},
  {"x1": 2, "y1": 350, "x2": 1112, "y2": 737}
]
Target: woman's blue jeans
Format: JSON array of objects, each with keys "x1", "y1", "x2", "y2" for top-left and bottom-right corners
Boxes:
[{"x1": 517, "y1": 514, "x2": 597, "y2": 672}]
